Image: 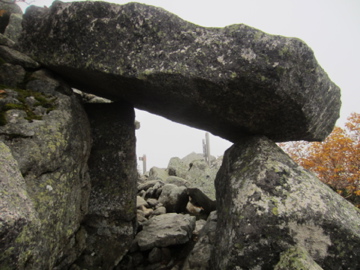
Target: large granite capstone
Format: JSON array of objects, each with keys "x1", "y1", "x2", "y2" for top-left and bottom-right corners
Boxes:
[{"x1": 19, "y1": 1, "x2": 340, "y2": 142}]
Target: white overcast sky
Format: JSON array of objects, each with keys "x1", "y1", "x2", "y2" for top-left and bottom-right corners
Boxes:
[{"x1": 19, "y1": 0, "x2": 360, "y2": 170}]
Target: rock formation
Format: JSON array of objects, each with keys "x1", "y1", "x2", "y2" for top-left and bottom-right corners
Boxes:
[
  {"x1": 213, "y1": 136, "x2": 360, "y2": 269},
  {"x1": 135, "y1": 213, "x2": 196, "y2": 251},
  {"x1": 0, "y1": 41, "x2": 92, "y2": 269},
  {"x1": 0, "y1": 0, "x2": 22, "y2": 42},
  {"x1": 2, "y1": 1, "x2": 359, "y2": 270},
  {"x1": 74, "y1": 102, "x2": 138, "y2": 270},
  {"x1": 167, "y1": 153, "x2": 221, "y2": 200},
  {"x1": 117, "y1": 174, "x2": 209, "y2": 269},
  {"x1": 19, "y1": 1, "x2": 340, "y2": 142},
  {"x1": 182, "y1": 211, "x2": 218, "y2": 270}
]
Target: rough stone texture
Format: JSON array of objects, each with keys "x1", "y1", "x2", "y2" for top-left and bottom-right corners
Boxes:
[
  {"x1": 19, "y1": 1, "x2": 340, "y2": 142},
  {"x1": 0, "y1": 1, "x2": 22, "y2": 35},
  {"x1": 74, "y1": 102, "x2": 138, "y2": 270},
  {"x1": 0, "y1": 33, "x2": 15, "y2": 47},
  {"x1": 143, "y1": 181, "x2": 164, "y2": 200},
  {"x1": 0, "y1": 50, "x2": 92, "y2": 269},
  {"x1": 138, "y1": 180, "x2": 160, "y2": 191},
  {"x1": 165, "y1": 176, "x2": 190, "y2": 187},
  {"x1": 148, "y1": 166, "x2": 168, "y2": 181},
  {"x1": 184, "y1": 159, "x2": 218, "y2": 200},
  {"x1": 148, "y1": 247, "x2": 162, "y2": 263},
  {"x1": 182, "y1": 211, "x2": 217, "y2": 270},
  {"x1": 167, "y1": 154, "x2": 221, "y2": 200},
  {"x1": 135, "y1": 213, "x2": 196, "y2": 251},
  {"x1": 137, "y1": 196, "x2": 148, "y2": 208},
  {"x1": 213, "y1": 136, "x2": 360, "y2": 270},
  {"x1": 152, "y1": 205, "x2": 166, "y2": 216},
  {"x1": 0, "y1": 63, "x2": 26, "y2": 87},
  {"x1": 187, "y1": 188, "x2": 216, "y2": 214},
  {"x1": 4, "y1": 13, "x2": 22, "y2": 43},
  {"x1": 181, "y1": 152, "x2": 215, "y2": 166},
  {"x1": 0, "y1": 45, "x2": 40, "y2": 69},
  {"x1": 167, "y1": 157, "x2": 189, "y2": 179},
  {"x1": 158, "y1": 184, "x2": 189, "y2": 213},
  {"x1": 274, "y1": 246, "x2": 324, "y2": 270},
  {"x1": 0, "y1": 142, "x2": 38, "y2": 269}
]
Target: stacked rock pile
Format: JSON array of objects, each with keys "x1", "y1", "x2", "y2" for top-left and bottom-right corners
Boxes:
[{"x1": 116, "y1": 173, "x2": 214, "y2": 270}]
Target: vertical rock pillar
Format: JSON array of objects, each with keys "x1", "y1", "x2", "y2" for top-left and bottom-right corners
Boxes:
[{"x1": 77, "y1": 101, "x2": 137, "y2": 269}]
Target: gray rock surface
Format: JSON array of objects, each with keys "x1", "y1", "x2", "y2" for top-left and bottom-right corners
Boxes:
[
  {"x1": 148, "y1": 247, "x2": 162, "y2": 263},
  {"x1": 0, "y1": 49, "x2": 92, "y2": 269},
  {"x1": 148, "y1": 166, "x2": 168, "y2": 181},
  {"x1": 274, "y1": 246, "x2": 324, "y2": 270},
  {"x1": 187, "y1": 188, "x2": 216, "y2": 214},
  {"x1": 167, "y1": 157, "x2": 189, "y2": 179},
  {"x1": 19, "y1": 1, "x2": 340, "y2": 142},
  {"x1": 74, "y1": 101, "x2": 137, "y2": 270},
  {"x1": 213, "y1": 136, "x2": 360, "y2": 270},
  {"x1": 167, "y1": 153, "x2": 221, "y2": 200},
  {"x1": 0, "y1": 33, "x2": 15, "y2": 47},
  {"x1": 144, "y1": 180, "x2": 164, "y2": 199},
  {"x1": 137, "y1": 196, "x2": 148, "y2": 208},
  {"x1": 158, "y1": 184, "x2": 189, "y2": 213},
  {"x1": 135, "y1": 213, "x2": 196, "y2": 251},
  {"x1": 138, "y1": 180, "x2": 164, "y2": 192},
  {"x1": 0, "y1": 45, "x2": 40, "y2": 69},
  {"x1": 165, "y1": 176, "x2": 190, "y2": 187},
  {"x1": 182, "y1": 211, "x2": 217, "y2": 270},
  {"x1": 0, "y1": 1, "x2": 22, "y2": 35},
  {"x1": 4, "y1": 13, "x2": 22, "y2": 43},
  {"x1": 0, "y1": 63, "x2": 25, "y2": 87},
  {"x1": 184, "y1": 160, "x2": 218, "y2": 200},
  {"x1": 0, "y1": 142, "x2": 38, "y2": 270}
]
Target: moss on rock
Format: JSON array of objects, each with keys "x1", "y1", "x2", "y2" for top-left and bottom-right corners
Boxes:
[{"x1": 275, "y1": 246, "x2": 323, "y2": 270}]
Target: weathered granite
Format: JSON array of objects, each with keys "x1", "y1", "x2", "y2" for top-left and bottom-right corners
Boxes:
[
  {"x1": 4, "y1": 13, "x2": 22, "y2": 43},
  {"x1": 0, "y1": 45, "x2": 40, "y2": 69},
  {"x1": 158, "y1": 184, "x2": 188, "y2": 213},
  {"x1": 0, "y1": 0, "x2": 22, "y2": 35},
  {"x1": 148, "y1": 166, "x2": 168, "y2": 182},
  {"x1": 19, "y1": 1, "x2": 341, "y2": 142},
  {"x1": 182, "y1": 211, "x2": 217, "y2": 270},
  {"x1": 0, "y1": 63, "x2": 25, "y2": 87},
  {"x1": 167, "y1": 154, "x2": 221, "y2": 200},
  {"x1": 0, "y1": 51, "x2": 92, "y2": 269},
  {"x1": 0, "y1": 33, "x2": 15, "y2": 47},
  {"x1": 187, "y1": 188, "x2": 216, "y2": 214},
  {"x1": 165, "y1": 176, "x2": 190, "y2": 187},
  {"x1": 167, "y1": 157, "x2": 189, "y2": 179},
  {"x1": 74, "y1": 102, "x2": 138, "y2": 270},
  {"x1": 274, "y1": 246, "x2": 324, "y2": 270},
  {"x1": 0, "y1": 142, "x2": 39, "y2": 270},
  {"x1": 213, "y1": 136, "x2": 360, "y2": 270},
  {"x1": 135, "y1": 213, "x2": 196, "y2": 251}
]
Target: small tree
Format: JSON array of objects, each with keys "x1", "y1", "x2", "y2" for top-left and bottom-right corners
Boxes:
[{"x1": 280, "y1": 112, "x2": 360, "y2": 208}]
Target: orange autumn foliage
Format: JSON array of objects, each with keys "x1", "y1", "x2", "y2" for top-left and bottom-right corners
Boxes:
[{"x1": 280, "y1": 112, "x2": 360, "y2": 208}]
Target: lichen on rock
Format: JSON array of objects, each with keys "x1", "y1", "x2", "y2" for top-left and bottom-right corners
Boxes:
[
  {"x1": 19, "y1": 1, "x2": 341, "y2": 142},
  {"x1": 0, "y1": 46, "x2": 92, "y2": 269},
  {"x1": 213, "y1": 136, "x2": 360, "y2": 270}
]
